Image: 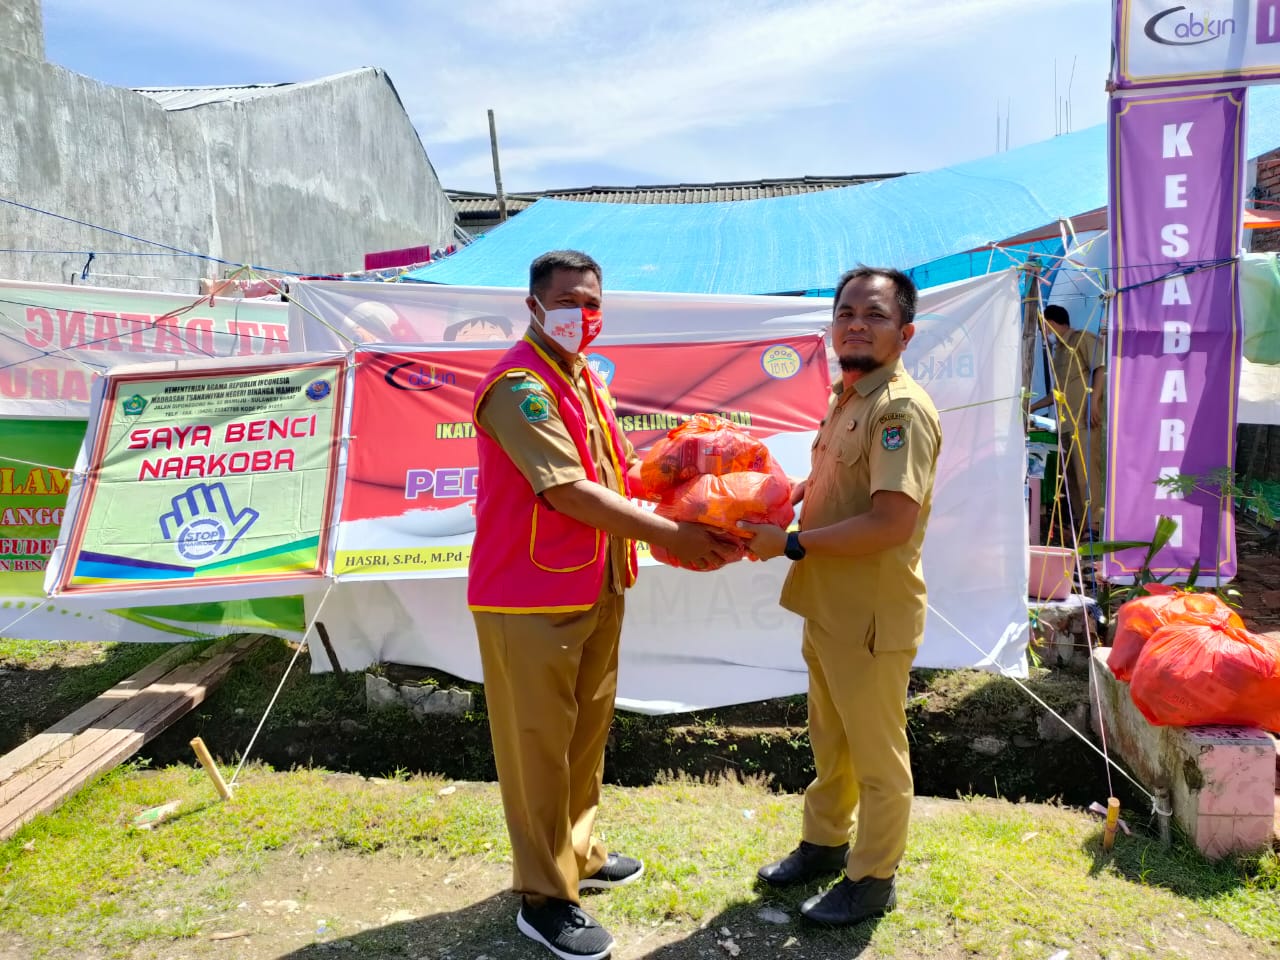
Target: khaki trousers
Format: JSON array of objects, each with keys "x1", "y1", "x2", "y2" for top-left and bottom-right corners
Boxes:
[
  {"x1": 800, "y1": 618, "x2": 915, "y2": 881},
  {"x1": 473, "y1": 590, "x2": 622, "y2": 905},
  {"x1": 1062, "y1": 427, "x2": 1105, "y2": 534}
]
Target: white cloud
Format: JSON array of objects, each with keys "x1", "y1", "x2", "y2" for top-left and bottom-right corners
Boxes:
[{"x1": 43, "y1": 0, "x2": 1110, "y2": 189}]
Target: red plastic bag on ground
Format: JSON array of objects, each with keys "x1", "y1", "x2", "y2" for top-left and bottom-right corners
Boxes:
[
  {"x1": 638, "y1": 414, "x2": 771, "y2": 501},
  {"x1": 1128, "y1": 617, "x2": 1280, "y2": 729},
  {"x1": 1108, "y1": 585, "x2": 1243, "y2": 681}
]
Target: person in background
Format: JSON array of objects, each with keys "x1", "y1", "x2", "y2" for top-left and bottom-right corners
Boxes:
[
  {"x1": 469, "y1": 249, "x2": 737, "y2": 960},
  {"x1": 1030, "y1": 304, "x2": 1106, "y2": 540},
  {"x1": 738, "y1": 266, "x2": 941, "y2": 927}
]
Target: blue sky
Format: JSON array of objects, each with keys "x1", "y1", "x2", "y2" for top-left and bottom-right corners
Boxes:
[{"x1": 41, "y1": 0, "x2": 1113, "y2": 193}]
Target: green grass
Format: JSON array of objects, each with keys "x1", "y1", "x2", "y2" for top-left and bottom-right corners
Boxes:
[
  {"x1": 0, "y1": 639, "x2": 181, "y2": 703},
  {"x1": 56, "y1": 644, "x2": 185, "y2": 703},
  {"x1": 1, "y1": 765, "x2": 1276, "y2": 959}
]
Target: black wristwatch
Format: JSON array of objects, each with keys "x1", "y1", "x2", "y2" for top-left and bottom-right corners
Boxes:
[{"x1": 784, "y1": 531, "x2": 806, "y2": 561}]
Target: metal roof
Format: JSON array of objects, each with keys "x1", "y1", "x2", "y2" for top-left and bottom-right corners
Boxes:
[
  {"x1": 132, "y1": 82, "x2": 296, "y2": 110},
  {"x1": 447, "y1": 174, "x2": 906, "y2": 217},
  {"x1": 132, "y1": 70, "x2": 380, "y2": 111}
]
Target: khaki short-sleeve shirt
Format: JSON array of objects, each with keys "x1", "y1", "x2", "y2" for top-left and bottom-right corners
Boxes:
[
  {"x1": 780, "y1": 359, "x2": 942, "y2": 651},
  {"x1": 475, "y1": 330, "x2": 636, "y2": 594},
  {"x1": 1051, "y1": 328, "x2": 1105, "y2": 434}
]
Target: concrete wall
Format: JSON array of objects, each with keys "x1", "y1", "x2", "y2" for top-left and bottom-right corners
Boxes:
[
  {"x1": 0, "y1": 0, "x2": 43, "y2": 59},
  {"x1": 0, "y1": 47, "x2": 454, "y2": 293}
]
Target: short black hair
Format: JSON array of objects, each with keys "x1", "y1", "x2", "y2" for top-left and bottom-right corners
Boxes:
[
  {"x1": 1044, "y1": 304, "x2": 1070, "y2": 326},
  {"x1": 833, "y1": 266, "x2": 917, "y2": 326},
  {"x1": 529, "y1": 250, "x2": 602, "y2": 299},
  {"x1": 443, "y1": 314, "x2": 513, "y2": 342}
]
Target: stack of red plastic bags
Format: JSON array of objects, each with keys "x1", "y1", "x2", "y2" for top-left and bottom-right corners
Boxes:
[
  {"x1": 637, "y1": 414, "x2": 794, "y2": 570},
  {"x1": 1108, "y1": 583, "x2": 1280, "y2": 731}
]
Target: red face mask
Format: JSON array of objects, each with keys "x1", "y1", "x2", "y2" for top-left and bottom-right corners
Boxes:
[{"x1": 539, "y1": 303, "x2": 603, "y2": 354}]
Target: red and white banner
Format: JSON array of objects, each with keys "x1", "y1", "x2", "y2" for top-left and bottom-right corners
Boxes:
[{"x1": 333, "y1": 336, "x2": 831, "y2": 578}]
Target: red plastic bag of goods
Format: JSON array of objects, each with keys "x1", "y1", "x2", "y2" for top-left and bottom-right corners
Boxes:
[
  {"x1": 1128, "y1": 617, "x2": 1280, "y2": 729},
  {"x1": 1108, "y1": 585, "x2": 1243, "y2": 682},
  {"x1": 638, "y1": 414, "x2": 771, "y2": 501},
  {"x1": 649, "y1": 468, "x2": 795, "y2": 571},
  {"x1": 657, "y1": 466, "x2": 794, "y2": 533}
]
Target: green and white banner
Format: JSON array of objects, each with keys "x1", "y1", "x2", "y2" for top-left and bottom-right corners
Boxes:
[
  {"x1": 0, "y1": 417, "x2": 306, "y2": 641},
  {"x1": 45, "y1": 356, "x2": 345, "y2": 604}
]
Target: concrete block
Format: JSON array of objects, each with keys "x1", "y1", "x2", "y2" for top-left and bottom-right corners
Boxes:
[
  {"x1": 1090, "y1": 648, "x2": 1276, "y2": 859},
  {"x1": 1030, "y1": 595, "x2": 1103, "y2": 670},
  {"x1": 365, "y1": 673, "x2": 473, "y2": 718}
]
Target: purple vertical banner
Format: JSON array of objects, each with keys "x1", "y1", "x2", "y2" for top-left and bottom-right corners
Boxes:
[{"x1": 1104, "y1": 88, "x2": 1246, "y2": 581}]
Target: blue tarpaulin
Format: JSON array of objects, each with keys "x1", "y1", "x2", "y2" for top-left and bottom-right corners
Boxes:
[{"x1": 407, "y1": 86, "x2": 1280, "y2": 295}]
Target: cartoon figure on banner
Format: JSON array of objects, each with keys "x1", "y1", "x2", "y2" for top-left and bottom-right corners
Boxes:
[
  {"x1": 338, "y1": 301, "x2": 404, "y2": 343},
  {"x1": 159, "y1": 481, "x2": 260, "y2": 563},
  {"x1": 444, "y1": 314, "x2": 514, "y2": 342}
]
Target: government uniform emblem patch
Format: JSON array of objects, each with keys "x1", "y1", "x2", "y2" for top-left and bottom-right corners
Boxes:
[
  {"x1": 520, "y1": 394, "x2": 550, "y2": 423},
  {"x1": 881, "y1": 425, "x2": 905, "y2": 450}
]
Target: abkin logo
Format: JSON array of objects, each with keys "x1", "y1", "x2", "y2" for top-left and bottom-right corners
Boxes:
[{"x1": 1144, "y1": 5, "x2": 1238, "y2": 46}]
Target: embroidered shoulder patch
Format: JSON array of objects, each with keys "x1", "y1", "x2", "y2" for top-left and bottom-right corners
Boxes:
[
  {"x1": 881, "y1": 425, "x2": 906, "y2": 451},
  {"x1": 519, "y1": 393, "x2": 550, "y2": 423}
]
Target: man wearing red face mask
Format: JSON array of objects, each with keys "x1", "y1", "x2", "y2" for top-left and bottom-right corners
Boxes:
[{"x1": 470, "y1": 250, "x2": 735, "y2": 960}]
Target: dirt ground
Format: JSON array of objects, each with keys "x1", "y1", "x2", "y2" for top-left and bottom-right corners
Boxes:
[{"x1": 1, "y1": 794, "x2": 1270, "y2": 960}]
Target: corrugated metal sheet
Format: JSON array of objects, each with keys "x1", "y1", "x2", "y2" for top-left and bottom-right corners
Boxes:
[
  {"x1": 407, "y1": 85, "x2": 1280, "y2": 295},
  {"x1": 447, "y1": 175, "x2": 903, "y2": 217},
  {"x1": 132, "y1": 82, "x2": 296, "y2": 110}
]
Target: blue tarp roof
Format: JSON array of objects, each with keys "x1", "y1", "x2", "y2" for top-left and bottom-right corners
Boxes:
[{"x1": 408, "y1": 86, "x2": 1280, "y2": 295}]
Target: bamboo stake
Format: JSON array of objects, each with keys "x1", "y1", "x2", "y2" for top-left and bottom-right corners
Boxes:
[
  {"x1": 190, "y1": 737, "x2": 233, "y2": 801},
  {"x1": 1102, "y1": 796, "x2": 1121, "y2": 852}
]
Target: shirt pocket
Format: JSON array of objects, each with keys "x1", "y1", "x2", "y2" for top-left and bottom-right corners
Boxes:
[{"x1": 834, "y1": 431, "x2": 865, "y2": 467}]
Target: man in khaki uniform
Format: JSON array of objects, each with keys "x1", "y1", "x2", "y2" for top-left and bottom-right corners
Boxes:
[
  {"x1": 1031, "y1": 304, "x2": 1106, "y2": 539},
  {"x1": 471, "y1": 250, "x2": 735, "y2": 960},
  {"x1": 739, "y1": 266, "x2": 941, "y2": 926}
]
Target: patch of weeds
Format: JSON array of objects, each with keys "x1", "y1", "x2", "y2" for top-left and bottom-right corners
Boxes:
[
  {"x1": 0, "y1": 638, "x2": 52, "y2": 665},
  {"x1": 56, "y1": 643, "x2": 186, "y2": 703}
]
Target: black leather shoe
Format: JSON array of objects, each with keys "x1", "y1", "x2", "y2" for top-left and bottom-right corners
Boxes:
[
  {"x1": 800, "y1": 874, "x2": 897, "y2": 926},
  {"x1": 756, "y1": 841, "x2": 849, "y2": 886}
]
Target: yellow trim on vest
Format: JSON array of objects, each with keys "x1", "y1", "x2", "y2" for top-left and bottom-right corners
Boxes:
[
  {"x1": 577, "y1": 346, "x2": 638, "y2": 586},
  {"x1": 529, "y1": 502, "x2": 601, "y2": 573},
  {"x1": 469, "y1": 603, "x2": 597, "y2": 614}
]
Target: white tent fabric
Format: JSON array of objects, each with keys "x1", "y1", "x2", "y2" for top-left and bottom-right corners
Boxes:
[{"x1": 294, "y1": 271, "x2": 1030, "y2": 712}]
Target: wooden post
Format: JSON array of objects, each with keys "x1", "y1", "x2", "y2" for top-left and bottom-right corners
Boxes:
[
  {"x1": 1102, "y1": 796, "x2": 1121, "y2": 852},
  {"x1": 488, "y1": 109, "x2": 508, "y2": 223},
  {"x1": 1020, "y1": 257, "x2": 1043, "y2": 413},
  {"x1": 190, "y1": 737, "x2": 233, "y2": 801}
]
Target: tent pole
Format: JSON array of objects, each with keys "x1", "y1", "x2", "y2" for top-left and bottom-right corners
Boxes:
[{"x1": 1021, "y1": 256, "x2": 1043, "y2": 413}]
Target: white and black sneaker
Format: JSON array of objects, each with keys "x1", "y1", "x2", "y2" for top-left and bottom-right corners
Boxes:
[
  {"x1": 517, "y1": 897, "x2": 615, "y2": 960},
  {"x1": 580, "y1": 852, "x2": 645, "y2": 890}
]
